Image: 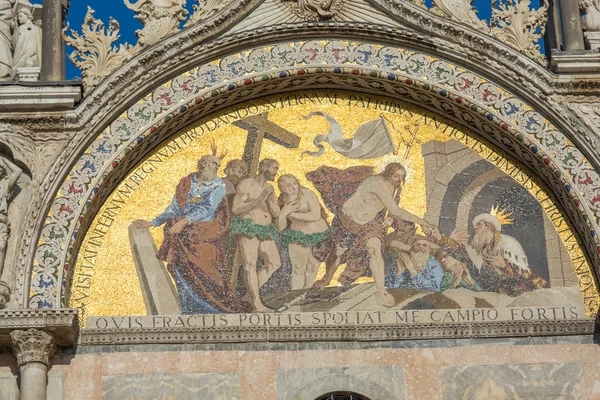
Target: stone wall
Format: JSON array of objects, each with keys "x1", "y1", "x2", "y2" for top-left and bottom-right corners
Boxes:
[{"x1": 0, "y1": 338, "x2": 597, "y2": 399}]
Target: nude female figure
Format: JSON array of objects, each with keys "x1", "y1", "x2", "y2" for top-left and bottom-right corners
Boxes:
[{"x1": 277, "y1": 175, "x2": 330, "y2": 290}]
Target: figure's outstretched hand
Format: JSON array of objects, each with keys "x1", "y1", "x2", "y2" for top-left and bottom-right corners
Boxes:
[
  {"x1": 170, "y1": 218, "x2": 189, "y2": 234},
  {"x1": 449, "y1": 229, "x2": 469, "y2": 244},
  {"x1": 423, "y1": 225, "x2": 442, "y2": 241},
  {"x1": 132, "y1": 220, "x2": 153, "y2": 229}
]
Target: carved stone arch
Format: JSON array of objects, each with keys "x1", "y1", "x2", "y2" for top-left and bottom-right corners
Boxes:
[
  {"x1": 12, "y1": 17, "x2": 600, "y2": 309},
  {"x1": 18, "y1": 39, "x2": 600, "y2": 315},
  {"x1": 57, "y1": 21, "x2": 600, "y2": 174},
  {"x1": 0, "y1": 130, "x2": 35, "y2": 303}
]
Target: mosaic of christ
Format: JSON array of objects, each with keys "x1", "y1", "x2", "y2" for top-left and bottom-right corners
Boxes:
[{"x1": 72, "y1": 91, "x2": 590, "y2": 319}]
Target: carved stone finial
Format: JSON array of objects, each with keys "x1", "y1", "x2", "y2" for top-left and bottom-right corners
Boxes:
[
  {"x1": 185, "y1": 0, "x2": 232, "y2": 28},
  {"x1": 63, "y1": 7, "x2": 133, "y2": 91},
  {"x1": 124, "y1": 0, "x2": 188, "y2": 49},
  {"x1": 10, "y1": 329, "x2": 56, "y2": 367},
  {"x1": 490, "y1": 0, "x2": 548, "y2": 64},
  {"x1": 283, "y1": 0, "x2": 345, "y2": 20},
  {"x1": 0, "y1": 281, "x2": 9, "y2": 309}
]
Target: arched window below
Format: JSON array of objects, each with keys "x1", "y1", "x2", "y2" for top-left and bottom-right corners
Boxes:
[{"x1": 315, "y1": 392, "x2": 371, "y2": 400}]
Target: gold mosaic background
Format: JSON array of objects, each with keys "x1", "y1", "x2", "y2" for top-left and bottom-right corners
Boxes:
[{"x1": 71, "y1": 91, "x2": 599, "y2": 319}]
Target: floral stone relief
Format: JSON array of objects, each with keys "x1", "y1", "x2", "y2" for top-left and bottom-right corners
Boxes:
[{"x1": 62, "y1": 0, "x2": 549, "y2": 93}]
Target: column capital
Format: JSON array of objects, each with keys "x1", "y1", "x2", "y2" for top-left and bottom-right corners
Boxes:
[{"x1": 10, "y1": 329, "x2": 56, "y2": 368}]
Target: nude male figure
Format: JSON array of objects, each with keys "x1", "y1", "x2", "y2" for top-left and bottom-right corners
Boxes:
[
  {"x1": 231, "y1": 159, "x2": 281, "y2": 312},
  {"x1": 314, "y1": 163, "x2": 432, "y2": 307}
]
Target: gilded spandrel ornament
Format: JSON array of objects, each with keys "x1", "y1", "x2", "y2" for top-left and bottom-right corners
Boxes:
[{"x1": 490, "y1": 0, "x2": 548, "y2": 64}]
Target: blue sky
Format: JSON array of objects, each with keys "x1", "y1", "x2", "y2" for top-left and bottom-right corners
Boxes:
[{"x1": 61, "y1": 0, "x2": 541, "y2": 80}]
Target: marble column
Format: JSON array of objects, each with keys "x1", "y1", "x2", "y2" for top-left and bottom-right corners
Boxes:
[
  {"x1": 544, "y1": 0, "x2": 563, "y2": 53},
  {"x1": 41, "y1": 0, "x2": 69, "y2": 81},
  {"x1": 10, "y1": 329, "x2": 56, "y2": 400},
  {"x1": 559, "y1": 0, "x2": 585, "y2": 50}
]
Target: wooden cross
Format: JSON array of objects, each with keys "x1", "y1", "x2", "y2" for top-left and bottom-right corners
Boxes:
[
  {"x1": 229, "y1": 112, "x2": 300, "y2": 289},
  {"x1": 232, "y1": 113, "x2": 301, "y2": 174}
]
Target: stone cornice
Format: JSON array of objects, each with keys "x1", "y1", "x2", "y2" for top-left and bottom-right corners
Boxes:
[
  {"x1": 0, "y1": 84, "x2": 82, "y2": 112},
  {"x1": 0, "y1": 311, "x2": 592, "y2": 347},
  {"x1": 0, "y1": 309, "x2": 79, "y2": 347},
  {"x1": 79, "y1": 319, "x2": 596, "y2": 345}
]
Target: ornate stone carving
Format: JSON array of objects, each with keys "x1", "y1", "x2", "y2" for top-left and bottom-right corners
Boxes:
[
  {"x1": 0, "y1": 0, "x2": 14, "y2": 80},
  {"x1": 0, "y1": 281, "x2": 9, "y2": 309},
  {"x1": 10, "y1": 329, "x2": 56, "y2": 367},
  {"x1": 0, "y1": 0, "x2": 42, "y2": 80},
  {"x1": 63, "y1": 7, "x2": 133, "y2": 91},
  {"x1": 124, "y1": 0, "x2": 188, "y2": 49},
  {"x1": 431, "y1": 0, "x2": 489, "y2": 32},
  {"x1": 0, "y1": 309, "x2": 78, "y2": 346},
  {"x1": 61, "y1": 0, "x2": 70, "y2": 21},
  {"x1": 283, "y1": 0, "x2": 345, "y2": 20},
  {"x1": 12, "y1": 7, "x2": 42, "y2": 70},
  {"x1": 185, "y1": 0, "x2": 232, "y2": 27},
  {"x1": 566, "y1": 102, "x2": 600, "y2": 145},
  {"x1": 579, "y1": 0, "x2": 600, "y2": 31},
  {"x1": 79, "y1": 319, "x2": 595, "y2": 345},
  {"x1": 569, "y1": 102, "x2": 600, "y2": 126},
  {"x1": 579, "y1": 0, "x2": 600, "y2": 48},
  {"x1": 0, "y1": 156, "x2": 21, "y2": 281},
  {"x1": 0, "y1": 124, "x2": 69, "y2": 185},
  {"x1": 490, "y1": 0, "x2": 548, "y2": 64}
]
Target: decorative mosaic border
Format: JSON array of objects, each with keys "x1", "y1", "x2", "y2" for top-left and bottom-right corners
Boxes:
[{"x1": 29, "y1": 40, "x2": 600, "y2": 311}]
